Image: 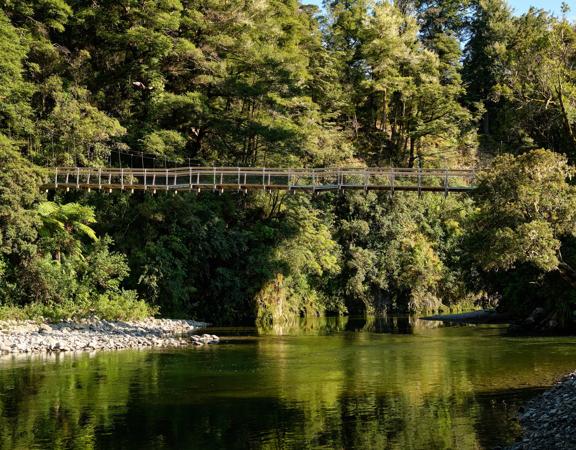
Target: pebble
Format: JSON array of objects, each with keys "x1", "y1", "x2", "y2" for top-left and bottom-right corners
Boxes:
[
  {"x1": 508, "y1": 371, "x2": 576, "y2": 449},
  {"x1": 0, "y1": 318, "x2": 220, "y2": 356}
]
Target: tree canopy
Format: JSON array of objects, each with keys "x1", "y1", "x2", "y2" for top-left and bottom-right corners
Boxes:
[{"x1": 1, "y1": 0, "x2": 576, "y2": 328}]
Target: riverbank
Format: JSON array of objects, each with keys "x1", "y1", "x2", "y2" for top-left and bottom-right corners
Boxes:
[
  {"x1": 421, "y1": 309, "x2": 511, "y2": 324},
  {"x1": 0, "y1": 318, "x2": 219, "y2": 354},
  {"x1": 509, "y1": 371, "x2": 576, "y2": 450}
]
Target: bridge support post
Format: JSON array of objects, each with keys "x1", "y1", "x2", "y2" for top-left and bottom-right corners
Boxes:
[
  {"x1": 312, "y1": 169, "x2": 316, "y2": 194},
  {"x1": 417, "y1": 168, "x2": 422, "y2": 198}
]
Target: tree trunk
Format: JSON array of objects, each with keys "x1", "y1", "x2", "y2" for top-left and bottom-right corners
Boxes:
[
  {"x1": 407, "y1": 137, "x2": 416, "y2": 168},
  {"x1": 557, "y1": 261, "x2": 576, "y2": 290},
  {"x1": 382, "y1": 89, "x2": 388, "y2": 134},
  {"x1": 557, "y1": 79, "x2": 576, "y2": 151}
]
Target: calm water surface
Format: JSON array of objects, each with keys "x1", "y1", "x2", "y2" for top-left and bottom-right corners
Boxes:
[{"x1": 0, "y1": 317, "x2": 575, "y2": 450}]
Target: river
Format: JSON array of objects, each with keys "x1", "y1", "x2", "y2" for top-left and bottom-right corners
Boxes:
[{"x1": 0, "y1": 316, "x2": 575, "y2": 449}]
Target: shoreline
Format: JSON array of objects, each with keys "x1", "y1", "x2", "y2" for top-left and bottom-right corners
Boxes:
[
  {"x1": 508, "y1": 371, "x2": 576, "y2": 450},
  {"x1": 421, "y1": 309, "x2": 511, "y2": 324},
  {"x1": 0, "y1": 318, "x2": 220, "y2": 355}
]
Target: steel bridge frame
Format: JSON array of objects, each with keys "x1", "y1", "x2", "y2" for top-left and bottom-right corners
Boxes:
[{"x1": 43, "y1": 167, "x2": 476, "y2": 195}]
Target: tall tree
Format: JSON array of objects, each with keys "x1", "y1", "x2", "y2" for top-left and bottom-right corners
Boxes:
[
  {"x1": 362, "y1": 1, "x2": 473, "y2": 166},
  {"x1": 468, "y1": 149, "x2": 576, "y2": 326},
  {"x1": 57, "y1": 0, "x2": 349, "y2": 167},
  {"x1": 0, "y1": 9, "x2": 33, "y2": 144},
  {"x1": 495, "y1": 9, "x2": 576, "y2": 156}
]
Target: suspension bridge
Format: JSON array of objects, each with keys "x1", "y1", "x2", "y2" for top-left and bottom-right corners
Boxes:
[{"x1": 43, "y1": 166, "x2": 476, "y2": 195}]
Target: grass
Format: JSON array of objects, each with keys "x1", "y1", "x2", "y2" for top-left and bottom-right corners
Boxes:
[{"x1": 0, "y1": 292, "x2": 159, "y2": 323}]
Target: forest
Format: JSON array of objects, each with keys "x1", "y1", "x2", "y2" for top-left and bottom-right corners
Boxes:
[{"x1": 1, "y1": 0, "x2": 576, "y2": 330}]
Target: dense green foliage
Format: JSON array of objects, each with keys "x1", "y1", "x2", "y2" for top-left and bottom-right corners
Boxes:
[
  {"x1": 467, "y1": 149, "x2": 576, "y2": 328},
  {"x1": 332, "y1": 191, "x2": 477, "y2": 315},
  {"x1": 1, "y1": 0, "x2": 575, "y2": 328}
]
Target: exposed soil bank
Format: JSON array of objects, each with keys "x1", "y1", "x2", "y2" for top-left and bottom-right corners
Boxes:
[
  {"x1": 0, "y1": 318, "x2": 219, "y2": 355},
  {"x1": 508, "y1": 372, "x2": 576, "y2": 450}
]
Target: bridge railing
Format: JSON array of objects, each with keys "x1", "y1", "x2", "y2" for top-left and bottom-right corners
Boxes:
[{"x1": 45, "y1": 167, "x2": 476, "y2": 194}]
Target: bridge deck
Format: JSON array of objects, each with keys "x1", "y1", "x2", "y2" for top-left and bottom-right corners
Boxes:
[{"x1": 43, "y1": 167, "x2": 476, "y2": 194}]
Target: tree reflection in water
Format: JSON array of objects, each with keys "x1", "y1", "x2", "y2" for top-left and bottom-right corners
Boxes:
[{"x1": 0, "y1": 318, "x2": 574, "y2": 450}]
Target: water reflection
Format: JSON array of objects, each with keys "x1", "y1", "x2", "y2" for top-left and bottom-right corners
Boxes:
[
  {"x1": 346, "y1": 315, "x2": 445, "y2": 334},
  {"x1": 256, "y1": 315, "x2": 349, "y2": 336},
  {"x1": 255, "y1": 315, "x2": 448, "y2": 336},
  {"x1": 0, "y1": 319, "x2": 575, "y2": 449}
]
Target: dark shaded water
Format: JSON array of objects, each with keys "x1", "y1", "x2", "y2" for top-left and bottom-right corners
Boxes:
[{"x1": 0, "y1": 317, "x2": 575, "y2": 450}]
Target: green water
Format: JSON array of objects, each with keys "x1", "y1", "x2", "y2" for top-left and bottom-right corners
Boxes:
[{"x1": 0, "y1": 317, "x2": 575, "y2": 450}]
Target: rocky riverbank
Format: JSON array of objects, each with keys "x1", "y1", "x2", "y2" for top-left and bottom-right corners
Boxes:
[
  {"x1": 0, "y1": 318, "x2": 219, "y2": 355},
  {"x1": 509, "y1": 371, "x2": 576, "y2": 450}
]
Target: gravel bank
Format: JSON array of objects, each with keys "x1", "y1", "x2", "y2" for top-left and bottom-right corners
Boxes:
[
  {"x1": 509, "y1": 372, "x2": 576, "y2": 450},
  {"x1": 0, "y1": 318, "x2": 219, "y2": 354}
]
